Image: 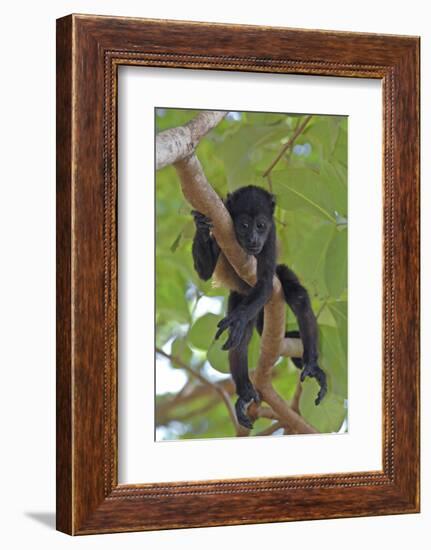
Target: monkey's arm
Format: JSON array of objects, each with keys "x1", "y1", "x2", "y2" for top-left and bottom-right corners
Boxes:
[
  {"x1": 191, "y1": 211, "x2": 220, "y2": 281},
  {"x1": 276, "y1": 264, "x2": 327, "y2": 404},
  {"x1": 215, "y1": 226, "x2": 276, "y2": 349}
]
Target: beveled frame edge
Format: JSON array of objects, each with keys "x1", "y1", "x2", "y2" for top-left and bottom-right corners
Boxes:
[{"x1": 56, "y1": 14, "x2": 420, "y2": 535}]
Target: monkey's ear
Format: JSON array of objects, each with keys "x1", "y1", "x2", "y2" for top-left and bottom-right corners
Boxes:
[{"x1": 269, "y1": 194, "x2": 276, "y2": 214}]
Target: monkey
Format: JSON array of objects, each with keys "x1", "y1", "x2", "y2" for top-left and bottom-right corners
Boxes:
[{"x1": 191, "y1": 185, "x2": 327, "y2": 429}]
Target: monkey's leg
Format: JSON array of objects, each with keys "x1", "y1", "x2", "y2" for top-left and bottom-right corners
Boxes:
[
  {"x1": 276, "y1": 264, "x2": 327, "y2": 405},
  {"x1": 226, "y1": 292, "x2": 259, "y2": 429}
]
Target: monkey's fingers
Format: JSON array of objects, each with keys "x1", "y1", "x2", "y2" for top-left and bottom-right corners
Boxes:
[
  {"x1": 221, "y1": 324, "x2": 244, "y2": 350},
  {"x1": 315, "y1": 384, "x2": 327, "y2": 406},
  {"x1": 235, "y1": 398, "x2": 254, "y2": 430},
  {"x1": 300, "y1": 368, "x2": 308, "y2": 383},
  {"x1": 215, "y1": 318, "x2": 230, "y2": 340},
  {"x1": 215, "y1": 313, "x2": 236, "y2": 337},
  {"x1": 300, "y1": 363, "x2": 327, "y2": 405},
  {"x1": 314, "y1": 370, "x2": 328, "y2": 405},
  {"x1": 217, "y1": 315, "x2": 246, "y2": 349}
]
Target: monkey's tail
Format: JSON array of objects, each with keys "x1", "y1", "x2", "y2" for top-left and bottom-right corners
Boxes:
[{"x1": 256, "y1": 265, "x2": 304, "y2": 370}]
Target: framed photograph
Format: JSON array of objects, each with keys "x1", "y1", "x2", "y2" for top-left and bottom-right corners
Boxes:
[{"x1": 56, "y1": 14, "x2": 420, "y2": 535}]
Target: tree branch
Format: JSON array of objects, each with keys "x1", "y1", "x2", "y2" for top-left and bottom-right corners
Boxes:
[
  {"x1": 291, "y1": 379, "x2": 303, "y2": 414},
  {"x1": 156, "y1": 111, "x2": 227, "y2": 170}
]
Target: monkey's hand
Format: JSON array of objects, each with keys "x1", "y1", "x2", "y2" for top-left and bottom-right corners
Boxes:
[
  {"x1": 301, "y1": 362, "x2": 327, "y2": 405},
  {"x1": 191, "y1": 210, "x2": 213, "y2": 239},
  {"x1": 215, "y1": 306, "x2": 248, "y2": 350},
  {"x1": 235, "y1": 386, "x2": 261, "y2": 430}
]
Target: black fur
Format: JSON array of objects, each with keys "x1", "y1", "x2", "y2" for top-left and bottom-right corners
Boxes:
[{"x1": 191, "y1": 185, "x2": 327, "y2": 428}]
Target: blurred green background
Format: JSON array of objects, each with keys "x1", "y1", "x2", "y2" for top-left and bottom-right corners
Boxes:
[{"x1": 155, "y1": 109, "x2": 348, "y2": 440}]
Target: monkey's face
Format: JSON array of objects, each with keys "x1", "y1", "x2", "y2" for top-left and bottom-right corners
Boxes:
[{"x1": 234, "y1": 214, "x2": 272, "y2": 256}]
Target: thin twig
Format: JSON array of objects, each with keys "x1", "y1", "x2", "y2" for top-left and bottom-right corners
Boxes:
[
  {"x1": 157, "y1": 396, "x2": 220, "y2": 426},
  {"x1": 156, "y1": 347, "x2": 244, "y2": 435},
  {"x1": 262, "y1": 115, "x2": 312, "y2": 177},
  {"x1": 291, "y1": 379, "x2": 303, "y2": 414},
  {"x1": 266, "y1": 173, "x2": 273, "y2": 193}
]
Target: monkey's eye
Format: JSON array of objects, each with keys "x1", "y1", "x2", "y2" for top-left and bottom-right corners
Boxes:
[
  {"x1": 241, "y1": 222, "x2": 249, "y2": 229},
  {"x1": 257, "y1": 222, "x2": 266, "y2": 230}
]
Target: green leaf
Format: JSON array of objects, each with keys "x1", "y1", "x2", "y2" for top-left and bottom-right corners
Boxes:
[
  {"x1": 271, "y1": 168, "x2": 337, "y2": 223},
  {"x1": 291, "y1": 221, "x2": 334, "y2": 297},
  {"x1": 188, "y1": 313, "x2": 219, "y2": 350},
  {"x1": 156, "y1": 257, "x2": 190, "y2": 324},
  {"x1": 273, "y1": 363, "x2": 300, "y2": 401},
  {"x1": 327, "y1": 301, "x2": 348, "y2": 360},
  {"x1": 319, "y1": 324, "x2": 347, "y2": 397},
  {"x1": 332, "y1": 124, "x2": 348, "y2": 167},
  {"x1": 320, "y1": 161, "x2": 347, "y2": 218},
  {"x1": 216, "y1": 126, "x2": 271, "y2": 189},
  {"x1": 300, "y1": 380, "x2": 346, "y2": 433},
  {"x1": 216, "y1": 121, "x2": 301, "y2": 190},
  {"x1": 325, "y1": 228, "x2": 348, "y2": 298},
  {"x1": 207, "y1": 339, "x2": 229, "y2": 374},
  {"x1": 306, "y1": 116, "x2": 342, "y2": 159}
]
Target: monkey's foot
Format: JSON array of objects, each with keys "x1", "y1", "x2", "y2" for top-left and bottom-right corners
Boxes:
[
  {"x1": 301, "y1": 363, "x2": 328, "y2": 405},
  {"x1": 235, "y1": 388, "x2": 261, "y2": 430}
]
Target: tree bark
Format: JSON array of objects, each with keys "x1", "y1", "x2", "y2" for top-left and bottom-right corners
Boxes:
[{"x1": 156, "y1": 111, "x2": 227, "y2": 170}]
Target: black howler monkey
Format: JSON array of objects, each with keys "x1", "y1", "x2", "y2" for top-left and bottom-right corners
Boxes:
[{"x1": 192, "y1": 185, "x2": 327, "y2": 429}]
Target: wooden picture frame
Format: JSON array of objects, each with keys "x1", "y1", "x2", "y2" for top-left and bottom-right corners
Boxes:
[{"x1": 56, "y1": 14, "x2": 420, "y2": 535}]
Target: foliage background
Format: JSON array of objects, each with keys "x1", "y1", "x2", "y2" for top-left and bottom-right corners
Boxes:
[{"x1": 155, "y1": 109, "x2": 348, "y2": 440}]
